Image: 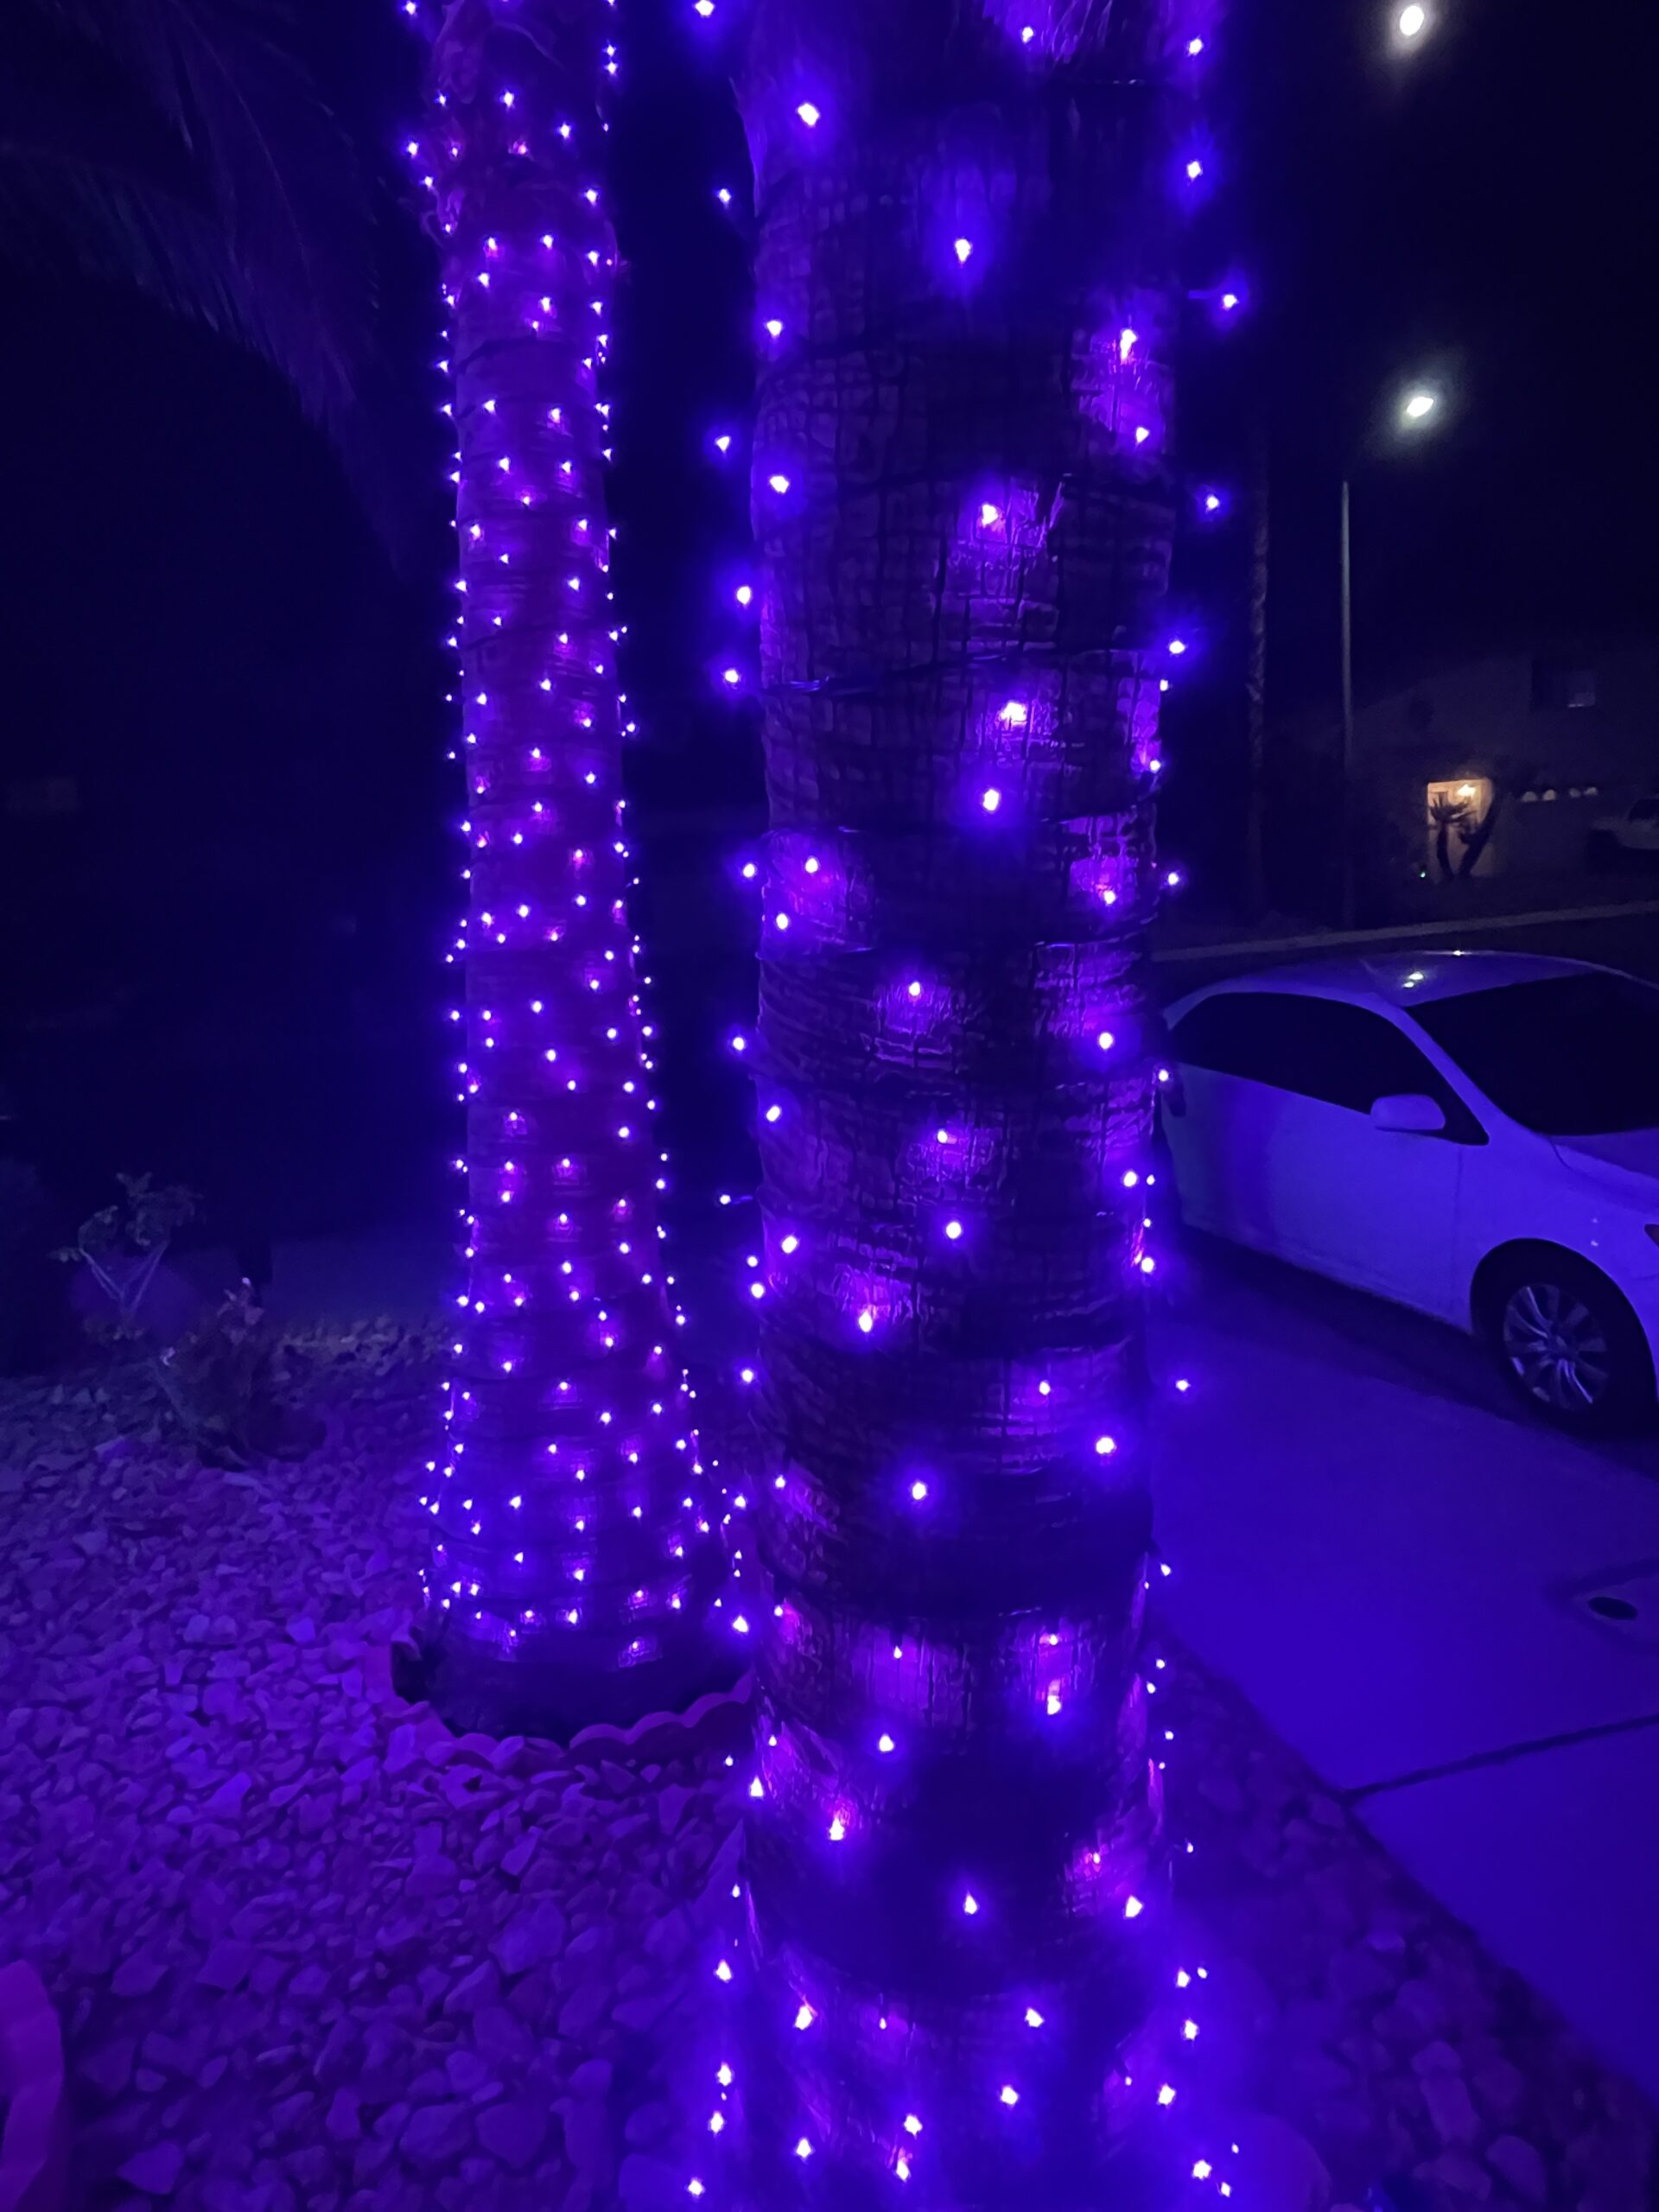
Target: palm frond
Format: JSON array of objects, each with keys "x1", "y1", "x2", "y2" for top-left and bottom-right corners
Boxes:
[{"x1": 2, "y1": 0, "x2": 425, "y2": 557}]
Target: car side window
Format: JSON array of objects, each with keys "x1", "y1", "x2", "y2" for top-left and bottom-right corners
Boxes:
[
  {"x1": 1170, "y1": 991, "x2": 1484, "y2": 1138},
  {"x1": 1165, "y1": 994, "x2": 1263, "y2": 1080},
  {"x1": 1270, "y1": 1000, "x2": 1445, "y2": 1112}
]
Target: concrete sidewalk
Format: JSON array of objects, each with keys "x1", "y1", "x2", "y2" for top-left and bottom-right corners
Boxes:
[{"x1": 1155, "y1": 1304, "x2": 1659, "y2": 2104}]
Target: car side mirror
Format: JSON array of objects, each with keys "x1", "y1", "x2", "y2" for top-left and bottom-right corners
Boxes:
[{"x1": 1370, "y1": 1092, "x2": 1447, "y2": 1135}]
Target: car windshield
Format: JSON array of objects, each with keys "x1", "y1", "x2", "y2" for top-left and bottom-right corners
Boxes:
[{"x1": 1412, "y1": 972, "x2": 1659, "y2": 1136}]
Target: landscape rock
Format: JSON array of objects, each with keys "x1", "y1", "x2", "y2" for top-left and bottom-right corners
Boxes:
[
  {"x1": 492, "y1": 1901, "x2": 567, "y2": 1975},
  {"x1": 1487, "y1": 2133, "x2": 1547, "y2": 2202},
  {"x1": 1423, "y1": 2068, "x2": 1482, "y2": 2147},
  {"x1": 196, "y1": 1940, "x2": 254, "y2": 1993},
  {"x1": 400, "y1": 2101, "x2": 474, "y2": 2173},
  {"x1": 476, "y1": 2099, "x2": 547, "y2": 2169},
  {"x1": 618, "y1": 2152, "x2": 683, "y2": 2211},
  {"x1": 118, "y1": 2140, "x2": 187, "y2": 2196},
  {"x1": 113, "y1": 1947, "x2": 169, "y2": 1999},
  {"x1": 326, "y1": 2089, "x2": 363, "y2": 2142},
  {"x1": 1230, "y1": 2113, "x2": 1332, "y2": 2212}
]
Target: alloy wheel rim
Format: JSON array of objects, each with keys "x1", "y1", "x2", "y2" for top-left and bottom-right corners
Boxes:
[{"x1": 1502, "y1": 1281, "x2": 1611, "y2": 1414}]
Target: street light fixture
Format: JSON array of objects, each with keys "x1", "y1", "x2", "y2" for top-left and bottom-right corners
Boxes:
[
  {"x1": 1396, "y1": 3, "x2": 1429, "y2": 39},
  {"x1": 1338, "y1": 378, "x2": 1449, "y2": 925}
]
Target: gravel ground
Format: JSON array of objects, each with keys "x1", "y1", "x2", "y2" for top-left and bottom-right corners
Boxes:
[
  {"x1": 1160, "y1": 1654, "x2": 1656, "y2": 2210},
  {"x1": 0, "y1": 1332, "x2": 741, "y2": 2212},
  {"x1": 2, "y1": 1331, "x2": 1652, "y2": 2212}
]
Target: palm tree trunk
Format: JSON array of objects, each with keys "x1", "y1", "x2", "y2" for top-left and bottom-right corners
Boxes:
[
  {"x1": 733, "y1": 3, "x2": 1189, "y2": 2200},
  {"x1": 419, "y1": 0, "x2": 724, "y2": 1736}
]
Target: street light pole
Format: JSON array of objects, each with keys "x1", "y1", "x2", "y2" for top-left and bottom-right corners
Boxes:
[
  {"x1": 1338, "y1": 474, "x2": 1356, "y2": 930},
  {"x1": 1337, "y1": 385, "x2": 1440, "y2": 933}
]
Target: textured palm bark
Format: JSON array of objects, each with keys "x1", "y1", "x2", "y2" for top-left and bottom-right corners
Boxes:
[
  {"x1": 735, "y1": 3, "x2": 1189, "y2": 2200},
  {"x1": 420, "y1": 0, "x2": 725, "y2": 1737}
]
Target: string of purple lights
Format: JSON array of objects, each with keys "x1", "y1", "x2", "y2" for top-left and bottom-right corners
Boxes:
[
  {"x1": 679, "y1": 0, "x2": 1245, "y2": 2201},
  {"x1": 398, "y1": 0, "x2": 1249, "y2": 2195},
  {"x1": 404, "y1": 0, "x2": 726, "y2": 1736}
]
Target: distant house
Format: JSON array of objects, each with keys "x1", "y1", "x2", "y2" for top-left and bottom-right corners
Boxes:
[{"x1": 1269, "y1": 639, "x2": 1659, "y2": 916}]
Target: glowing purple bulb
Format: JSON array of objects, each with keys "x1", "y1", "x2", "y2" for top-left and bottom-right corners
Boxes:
[
  {"x1": 721, "y1": 667, "x2": 741, "y2": 687},
  {"x1": 1167, "y1": 637, "x2": 1188, "y2": 656},
  {"x1": 979, "y1": 500, "x2": 1003, "y2": 527},
  {"x1": 910, "y1": 1478, "x2": 928, "y2": 1502},
  {"x1": 954, "y1": 237, "x2": 974, "y2": 264},
  {"x1": 734, "y1": 584, "x2": 753, "y2": 606},
  {"x1": 1187, "y1": 35, "x2": 1205, "y2": 54},
  {"x1": 1097, "y1": 1030, "x2": 1116, "y2": 1052},
  {"x1": 764, "y1": 317, "x2": 784, "y2": 340},
  {"x1": 1220, "y1": 290, "x2": 1241, "y2": 313},
  {"x1": 796, "y1": 100, "x2": 821, "y2": 127},
  {"x1": 1185, "y1": 157, "x2": 1205, "y2": 181},
  {"x1": 767, "y1": 473, "x2": 791, "y2": 494},
  {"x1": 981, "y1": 787, "x2": 1002, "y2": 814},
  {"x1": 944, "y1": 1220, "x2": 963, "y2": 1242}
]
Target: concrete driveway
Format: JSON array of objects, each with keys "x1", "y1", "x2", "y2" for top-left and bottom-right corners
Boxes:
[{"x1": 1154, "y1": 1235, "x2": 1659, "y2": 2104}]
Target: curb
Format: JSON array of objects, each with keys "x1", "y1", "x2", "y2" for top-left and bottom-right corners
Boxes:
[{"x1": 362, "y1": 1633, "x2": 755, "y2": 1777}]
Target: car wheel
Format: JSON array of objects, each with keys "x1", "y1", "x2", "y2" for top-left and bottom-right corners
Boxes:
[{"x1": 1483, "y1": 1252, "x2": 1654, "y2": 1433}]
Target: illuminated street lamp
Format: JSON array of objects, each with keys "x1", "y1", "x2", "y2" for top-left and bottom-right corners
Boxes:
[
  {"x1": 1397, "y1": 3, "x2": 1428, "y2": 38},
  {"x1": 1402, "y1": 387, "x2": 1438, "y2": 423}
]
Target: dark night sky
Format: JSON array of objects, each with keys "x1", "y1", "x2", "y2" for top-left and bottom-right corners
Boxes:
[{"x1": 2, "y1": 0, "x2": 1653, "y2": 1239}]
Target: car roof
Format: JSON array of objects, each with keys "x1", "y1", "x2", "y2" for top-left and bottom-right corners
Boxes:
[{"x1": 1171, "y1": 949, "x2": 1609, "y2": 1017}]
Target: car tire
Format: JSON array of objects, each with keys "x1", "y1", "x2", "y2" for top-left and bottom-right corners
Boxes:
[{"x1": 1479, "y1": 1249, "x2": 1656, "y2": 1434}]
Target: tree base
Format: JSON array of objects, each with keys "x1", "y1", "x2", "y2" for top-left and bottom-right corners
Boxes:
[{"x1": 406, "y1": 1614, "x2": 748, "y2": 1757}]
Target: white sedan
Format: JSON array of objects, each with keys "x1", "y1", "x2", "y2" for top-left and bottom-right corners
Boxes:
[{"x1": 1160, "y1": 951, "x2": 1659, "y2": 1433}]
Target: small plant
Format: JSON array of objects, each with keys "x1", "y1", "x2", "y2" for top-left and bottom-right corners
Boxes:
[
  {"x1": 160, "y1": 1281, "x2": 326, "y2": 1468},
  {"x1": 57, "y1": 1174, "x2": 322, "y2": 1466},
  {"x1": 55, "y1": 1173, "x2": 199, "y2": 1342}
]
